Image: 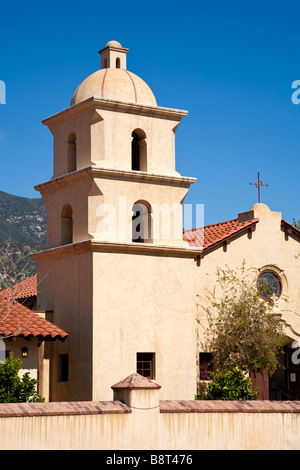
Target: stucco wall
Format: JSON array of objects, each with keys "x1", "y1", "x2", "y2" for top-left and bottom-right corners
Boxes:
[
  {"x1": 3, "y1": 337, "x2": 39, "y2": 380},
  {"x1": 196, "y1": 204, "x2": 300, "y2": 338},
  {"x1": 92, "y1": 251, "x2": 198, "y2": 401},
  {"x1": 46, "y1": 100, "x2": 186, "y2": 179},
  {"x1": 0, "y1": 398, "x2": 299, "y2": 450},
  {"x1": 35, "y1": 249, "x2": 94, "y2": 402},
  {"x1": 195, "y1": 204, "x2": 300, "y2": 394}
]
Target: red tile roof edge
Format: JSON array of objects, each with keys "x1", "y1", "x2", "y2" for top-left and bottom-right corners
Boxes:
[
  {"x1": 183, "y1": 218, "x2": 259, "y2": 251},
  {"x1": 1, "y1": 274, "x2": 37, "y2": 300},
  {"x1": 282, "y1": 219, "x2": 300, "y2": 237},
  {"x1": 0, "y1": 298, "x2": 69, "y2": 341}
]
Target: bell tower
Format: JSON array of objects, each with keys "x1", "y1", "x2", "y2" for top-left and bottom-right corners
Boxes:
[
  {"x1": 38, "y1": 40, "x2": 195, "y2": 248},
  {"x1": 33, "y1": 42, "x2": 199, "y2": 402},
  {"x1": 99, "y1": 40, "x2": 128, "y2": 69}
]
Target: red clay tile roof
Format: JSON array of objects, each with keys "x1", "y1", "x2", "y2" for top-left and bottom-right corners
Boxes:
[
  {"x1": 183, "y1": 218, "x2": 259, "y2": 251},
  {"x1": 5, "y1": 274, "x2": 38, "y2": 300},
  {"x1": 281, "y1": 219, "x2": 300, "y2": 237},
  {"x1": 0, "y1": 274, "x2": 69, "y2": 340},
  {"x1": 0, "y1": 293, "x2": 69, "y2": 341},
  {"x1": 112, "y1": 373, "x2": 161, "y2": 390}
]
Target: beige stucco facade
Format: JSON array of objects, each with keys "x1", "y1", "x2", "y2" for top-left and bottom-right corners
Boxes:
[
  {"x1": 194, "y1": 202, "x2": 300, "y2": 398},
  {"x1": 3, "y1": 337, "x2": 39, "y2": 381},
  {"x1": 34, "y1": 241, "x2": 201, "y2": 401},
  {"x1": 0, "y1": 384, "x2": 300, "y2": 450},
  {"x1": 32, "y1": 40, "x2": 300, "y2": 403},
  {"x1": 196, "y1": 203, "x2": 300, "y2": 338},
  {"x1": 32, "y1": 40, "x2": 202, "y2": 402}
]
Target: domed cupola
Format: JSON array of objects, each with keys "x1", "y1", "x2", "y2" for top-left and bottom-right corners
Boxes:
[
  {"x1": 70, "y1": 40, "x2": 157, "y2": 107},
  {"x1": 41, "y1": 40, "x2": 190, "y2": 192}
]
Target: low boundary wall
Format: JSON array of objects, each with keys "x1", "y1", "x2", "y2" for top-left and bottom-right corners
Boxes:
[{"x1": 0, "y1": 398, "x2": 299, "y2": 450}]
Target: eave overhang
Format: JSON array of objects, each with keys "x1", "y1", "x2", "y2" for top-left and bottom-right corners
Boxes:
[
  {"x1": 42, "y1": 96, "x2": 188, "y2": 128},
  {"x1": 30, "y1": 239, "x2": 203, "y2": 261},
  {"x1": 34, "y1": 165, "x2": 197, "y2": 194}
]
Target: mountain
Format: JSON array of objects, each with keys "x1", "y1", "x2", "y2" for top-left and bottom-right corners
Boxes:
[
  {"x1": 0, "y1": 191, "x2": 46, "y2": 286},
  {"x1": 0, "y1": 191, "x2": 46, "y2": 246}
]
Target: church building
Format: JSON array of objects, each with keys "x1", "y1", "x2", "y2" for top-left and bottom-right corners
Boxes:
[{"x1": 30, "y1": 41, "x2": 300, "y2": 402}]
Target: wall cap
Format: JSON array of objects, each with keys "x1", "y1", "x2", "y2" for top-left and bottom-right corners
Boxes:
[{"x1": 112, "y1": 373, "x2": 161, "y2": 390}]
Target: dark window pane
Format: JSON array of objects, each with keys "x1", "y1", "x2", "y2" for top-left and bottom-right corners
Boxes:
[
  {"x1": 58, "y1": 354, "x2": 69, "y2": 382},
  {"x1": 258, "y1": 271, "x2": 281, "y2": 300},
  {"x1": 137, "y1": 353, "x2": 154, "y2": 379},
  {"x1": 200, "y1": 352, "x2": 213, "y2": 380}
]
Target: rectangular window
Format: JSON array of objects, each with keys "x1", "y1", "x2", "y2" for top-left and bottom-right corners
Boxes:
[
  {"x1": 199, "y1": 352, "x2": 213, "y2": 380},
  {"x1": 58, "y1": 354, "x2": 69, "y2": 382},
  {"x1": 137, "y1": 353, "x2": 155, "y2": 379}
]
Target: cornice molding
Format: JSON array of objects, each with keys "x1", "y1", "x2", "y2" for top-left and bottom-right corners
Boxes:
[
  {"x1": 30, "y1": 239, "x2": 203, "y2": 261},
  {"x1": 34, "y1": 166, "x2": 197, "y2": 193},
  {"x1": 42, "y1": 97, "x2": 188, "y2": 127}
]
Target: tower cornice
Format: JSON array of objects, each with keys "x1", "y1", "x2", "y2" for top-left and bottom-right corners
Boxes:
[
  {"x1": 42, "y1": 97, "x2": 188, "y2": 128},
  {"x1": 31, "y1": 239, "x2": 203, "y2": 261},
  {"x1": 34, "y1": 165, "x2": 196, "y2": 194}
]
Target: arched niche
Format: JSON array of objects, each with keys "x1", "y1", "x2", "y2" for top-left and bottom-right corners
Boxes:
[
  {"x1": 61, "y1": 204, "x2": 73, "y2": 245},
  {"x1": 132, "y1": 200, "x2": 152, "y2": 243},
  {"x1": 131, "y1": 129, "x2": 147, "y2": 171}
]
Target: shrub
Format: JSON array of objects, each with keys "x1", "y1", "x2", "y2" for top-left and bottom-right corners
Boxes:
[
  {"x1": 0, "y1": 351, "x2": 44, "y2": 403},
  {"x1": 195, "y1": 367, "x2": 258, "y2": 400}
]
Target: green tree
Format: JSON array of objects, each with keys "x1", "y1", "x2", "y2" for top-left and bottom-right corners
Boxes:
[
  {"x1": 292, "y1": 218, "x2": 300, "y2": 230},
  {"x1": 200, "y1": 262, "x2": 286, "y2": 377},
  {"x1": 0, "y1": 352, "x2": 44, "y2": 403}
]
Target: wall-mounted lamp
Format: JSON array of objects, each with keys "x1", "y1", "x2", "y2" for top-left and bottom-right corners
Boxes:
[{"x1": 21, "y1": 347, "x2": 28, "y2": 358}]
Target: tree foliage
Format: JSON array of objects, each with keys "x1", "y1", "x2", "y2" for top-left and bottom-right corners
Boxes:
[
  {"x1": 292, "y1": 218, "x2": 300, "y2": 230},
  {"x1": 195, "y1": 367, "x2": 259, "y2": 400},
  {"x1": 201, "y1": 262, "x2": 286, "y2": 376},
  {"x1": 0, "y1": 352, "x2": 44, "y2": 403},
  {"x1": 0, "y1": 240, "x2": 36, "y2": 289}
]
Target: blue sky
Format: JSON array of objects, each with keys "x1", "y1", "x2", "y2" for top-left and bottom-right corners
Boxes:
[{"x1": 0, "y1": 0, "x2": 299, "y2": 227}]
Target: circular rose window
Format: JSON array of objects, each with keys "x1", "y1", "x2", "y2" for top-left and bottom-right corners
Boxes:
[{"x1": 257, "y1": 271, "x2": 282, "y2": 300}]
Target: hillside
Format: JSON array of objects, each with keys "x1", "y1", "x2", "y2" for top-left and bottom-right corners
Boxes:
[
  {"x1": 0, "y1": 191, "x2": 46, "y2": 286},
  {"x1": 0, "y1": 191, "x2": 46, "y2": 245}
]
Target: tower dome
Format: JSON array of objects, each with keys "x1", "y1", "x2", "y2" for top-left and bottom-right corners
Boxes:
[{"x1": 70, "y1": 41, "x2": 157, "y2": 107}]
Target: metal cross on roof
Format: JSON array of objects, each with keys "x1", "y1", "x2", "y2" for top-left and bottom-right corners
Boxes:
[{"x1": 250, "y1": 172, "x2": 268, "y2": 203}]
